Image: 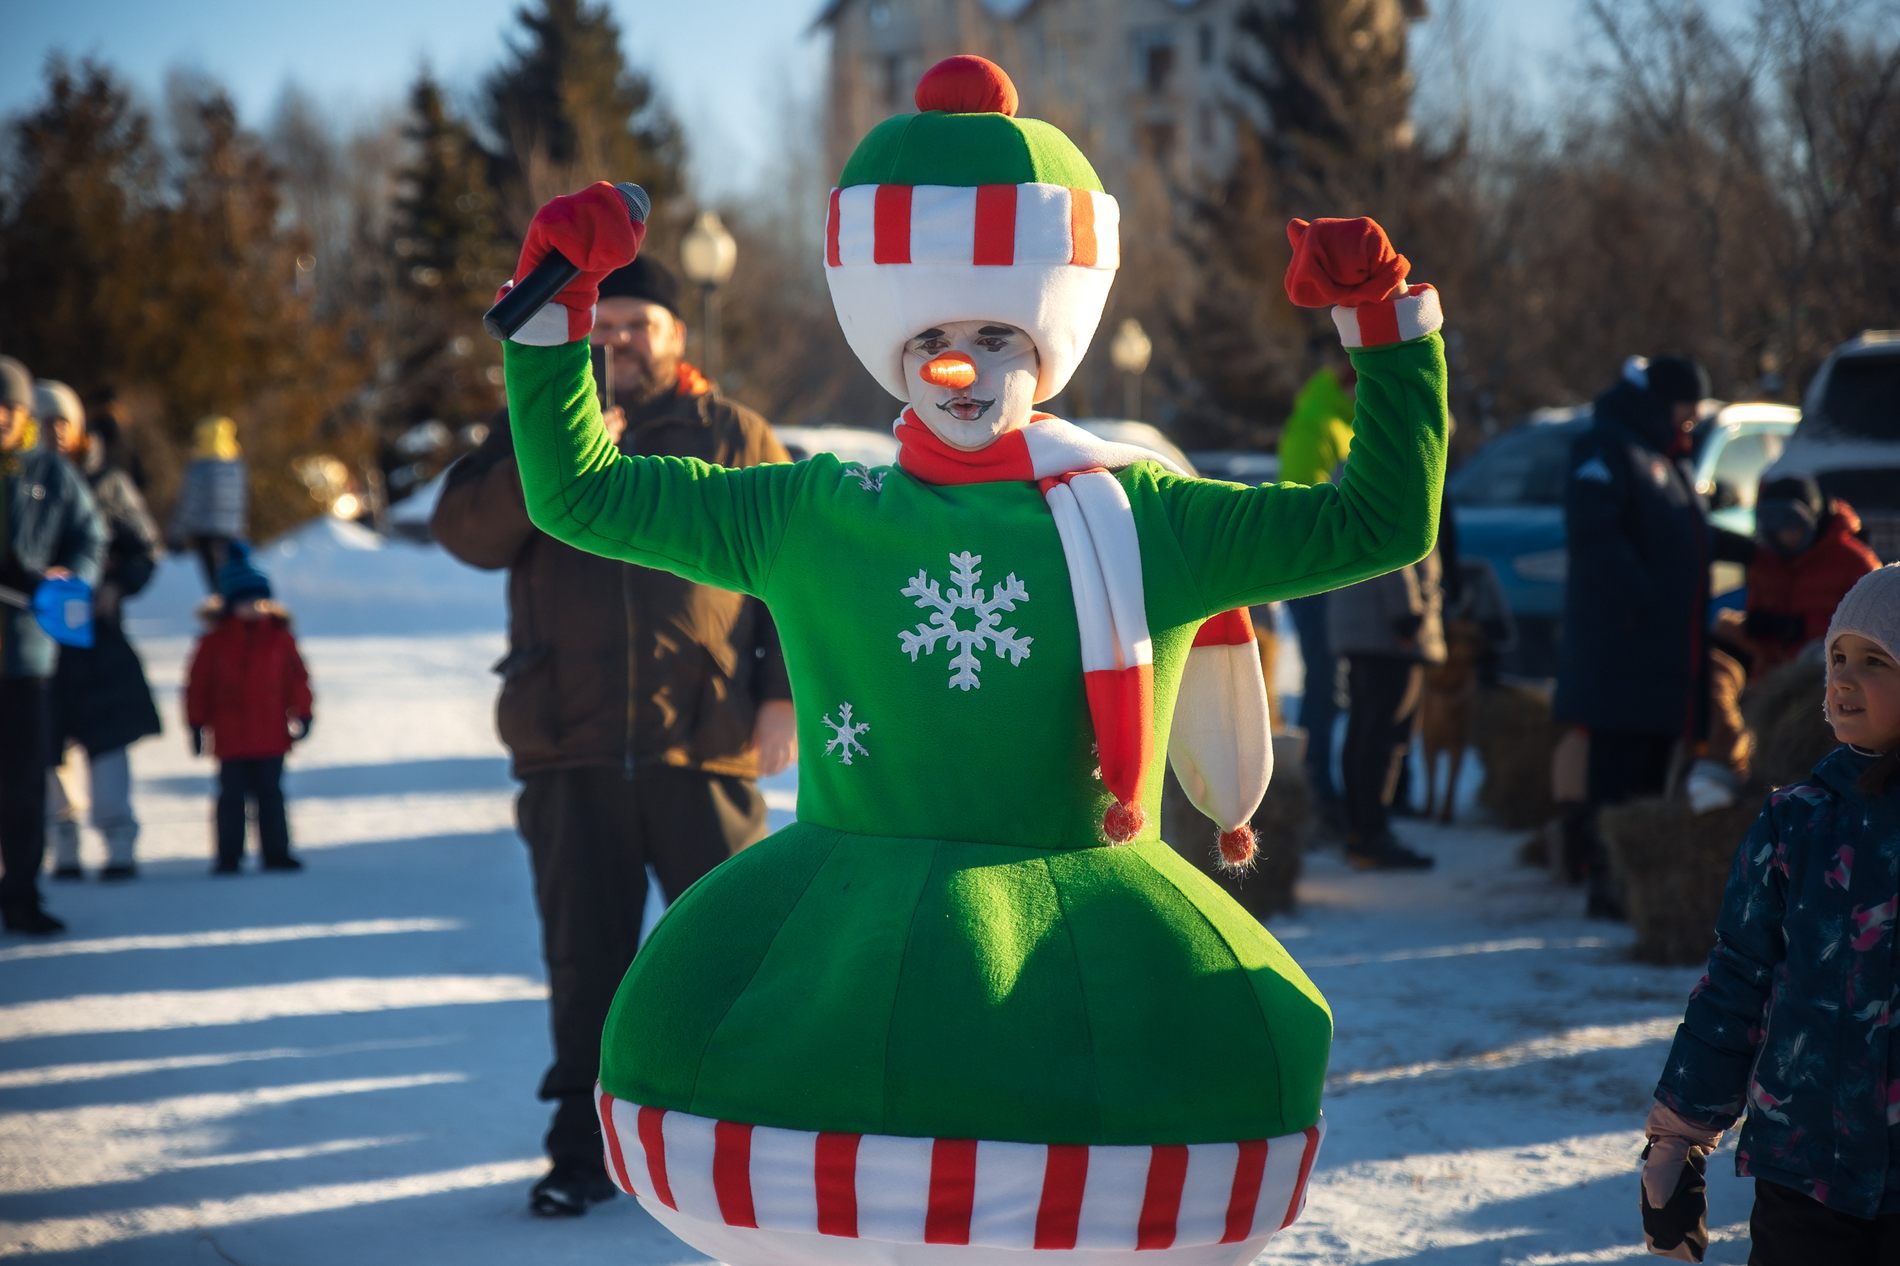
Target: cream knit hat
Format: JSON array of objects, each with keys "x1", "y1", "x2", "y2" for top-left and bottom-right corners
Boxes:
[{"x1": 1826, "y1": 564, "x2": 1900, "y2": 664}]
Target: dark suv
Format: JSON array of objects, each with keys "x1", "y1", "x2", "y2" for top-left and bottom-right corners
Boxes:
[{"x1": 1761, "y1": 332, "x2": 1900, "y2": 561}]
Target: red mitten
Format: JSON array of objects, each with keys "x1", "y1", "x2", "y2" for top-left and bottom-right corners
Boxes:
[
  {"x1": 1283, "y1": 216, "x2": 1410, "y2": 308},
  {"x1": 502, "y1": 182, "x2": 648, "y2": 345}
]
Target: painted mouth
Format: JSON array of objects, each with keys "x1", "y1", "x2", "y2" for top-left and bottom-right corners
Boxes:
[{"x1": 935, "y1": 396, "x2": 996, "y2": 423}]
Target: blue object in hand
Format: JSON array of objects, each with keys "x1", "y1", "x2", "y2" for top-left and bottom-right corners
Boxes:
[{"x1": 0, "y1": 574, "x2": 94, "y2": 649}]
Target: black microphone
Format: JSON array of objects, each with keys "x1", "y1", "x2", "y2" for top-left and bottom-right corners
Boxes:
[{"x1": 483, "y1": 182, "x2": 651, "y2": 341}]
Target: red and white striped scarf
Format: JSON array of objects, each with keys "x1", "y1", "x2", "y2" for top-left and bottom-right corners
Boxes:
[{"x1": 895, "y1": 411, "x2": 1271, "y2": 865}]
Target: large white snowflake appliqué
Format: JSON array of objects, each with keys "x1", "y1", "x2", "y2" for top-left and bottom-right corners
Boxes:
[
  {"x1": 843, "y1": 463, "x2": 886, "y2": 492},
  {"x1": 822, "y1": 702, "x2": 870, "y2": 765},
  {"x1": 899, "y1": 551, "x2": 1032, "y2": 691}
]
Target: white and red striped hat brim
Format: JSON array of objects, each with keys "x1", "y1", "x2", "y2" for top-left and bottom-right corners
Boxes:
[
  {"x1": 825, "y1": 183, "x2": 1120, "y2": 404},
  {"x1": 599, "y1": 1090, "x2": 1322, "y2": 1261}
]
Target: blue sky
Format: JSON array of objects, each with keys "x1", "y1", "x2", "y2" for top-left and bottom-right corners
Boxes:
[{"x1": 1, "y1": 0, "x2": 1734, "y2": 198}]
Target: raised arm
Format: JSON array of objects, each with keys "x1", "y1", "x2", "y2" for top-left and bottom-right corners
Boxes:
[
  {"x1": 1157, "y1": 218, "x2": 1447, "y2": 617},
  {"x1": 496, "y1": 184, "x2": 803, "y2": 596}
]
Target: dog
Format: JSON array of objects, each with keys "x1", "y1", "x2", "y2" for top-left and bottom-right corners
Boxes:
[{"x1": 1419, "y1": 616, "x2": 1486, "y2": 824}]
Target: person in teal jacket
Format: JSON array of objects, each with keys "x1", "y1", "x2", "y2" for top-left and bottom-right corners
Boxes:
[
  {"x1": 494, "y1": 55, "x2": 1447, "y2": 1266},
  {"x1": 1, "y1": 354, "x2": 105, "y2": 935}
]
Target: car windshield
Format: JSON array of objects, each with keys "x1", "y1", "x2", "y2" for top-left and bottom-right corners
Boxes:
[
  {"x1": 1447, "y1": 421, "x2": 1586, "y2": 508},
  {"x1": 1817, "y1": 356, "x2": 1900, "y2": 439}
]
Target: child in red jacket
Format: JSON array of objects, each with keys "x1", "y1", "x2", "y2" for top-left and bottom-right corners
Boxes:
[
  {"x1": 1746, "y1": 476, "x2": 1882, "y2": 675},
  {"x1": 184, "y1": 543, "x2": 312, "y2": 873}
]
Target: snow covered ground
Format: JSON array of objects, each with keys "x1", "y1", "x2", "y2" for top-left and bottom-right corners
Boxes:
[{"x1": 0, "y1": 519, "x2": 1754, "y2": 1264}]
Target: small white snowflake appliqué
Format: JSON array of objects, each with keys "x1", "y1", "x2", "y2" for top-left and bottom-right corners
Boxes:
[
  {"x1": 822, "y1": 702, "x2": 870, "y2": 765},
  {"x1": 899, "y1": 551, "x2": 1032, "y2": 691},
  {"x1": 843, "y1": 463, "x2": 886, "y2": 492}
]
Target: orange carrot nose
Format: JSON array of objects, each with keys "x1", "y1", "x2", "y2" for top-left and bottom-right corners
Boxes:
[{"x1": 919, "y1": 351, "x2": 977, "y2": 390}]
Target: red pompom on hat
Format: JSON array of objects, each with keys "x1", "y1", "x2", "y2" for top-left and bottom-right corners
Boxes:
[{"x1": 915, "y1": 54, "x2": 1019, "y2": 116}]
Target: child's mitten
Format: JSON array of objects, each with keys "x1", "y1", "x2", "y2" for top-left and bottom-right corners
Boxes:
[{"x1": 1642, "y1": 1103, "x2": 1720, "y2": 1262}]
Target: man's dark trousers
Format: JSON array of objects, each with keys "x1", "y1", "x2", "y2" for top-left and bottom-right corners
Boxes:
[
  {"x1": 1582, "y1": 729, "x2": 1676, "y2": 906},
  {"x1": 519, "y1": 763, "x2": 766, "y2": 1171},
  {"x1": 0, "y1": 677, "x2": 51, "y2": 915},
  {"x1": 1341, "y1": 655, "x2": 1423, "y2": 847}
]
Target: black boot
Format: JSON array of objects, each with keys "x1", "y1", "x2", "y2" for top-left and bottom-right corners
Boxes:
[
  {"x1": 2, "y1": 904, "x2": 67, "y2": 935},
  {"x1": 529, "y1": 1163, "x2": 618, "y2": 1217},
  {"x1": 1346, "y1": 833, "x2": 1435, "y2": 871}
]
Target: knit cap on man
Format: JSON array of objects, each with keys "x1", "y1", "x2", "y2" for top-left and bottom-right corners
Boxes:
[
  {"x1": 217, "y1": 542, "x2": 272, "y2": 605},
  {"x1": 1826, "y1": 564, "x2": 1900, "y2": 664},
  {"x1": 823, "y1": 54, "x2": 1119, "y2": 404}
]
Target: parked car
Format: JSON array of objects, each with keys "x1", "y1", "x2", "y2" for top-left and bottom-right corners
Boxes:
[
  {"x1": 1072, "y1": 419, "x2": 1198, "y2": 474},
  {"x1": 1447, "y1": 401, "x2": 1798, "y2": 678},
  {"x1": 771, "y1": 424, "x2": 900, "y2": 468},
  {"x1": 1190, "y1": 450, "x2": 1281, "y2": 485},
  {"x1": 1760, "y1": 330, "x2": 1900, "y2": 562}
]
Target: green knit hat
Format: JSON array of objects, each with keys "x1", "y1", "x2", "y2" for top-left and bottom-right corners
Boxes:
[{"x1": 824, "y1": 55, "x2": 1121, "y2": 404}]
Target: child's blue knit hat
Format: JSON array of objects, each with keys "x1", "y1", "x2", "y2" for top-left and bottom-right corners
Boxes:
[{"x1": 217, "y1": 542, "x2": 272, "y2": 604}]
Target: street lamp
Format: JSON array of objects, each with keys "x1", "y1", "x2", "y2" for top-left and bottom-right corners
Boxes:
[
  {"x1": 1109, "y1": 317, "x2": 1152, "y2": 419},
  {"x1": 679, "y1": 210, "x2": 738, "y2": 381}
]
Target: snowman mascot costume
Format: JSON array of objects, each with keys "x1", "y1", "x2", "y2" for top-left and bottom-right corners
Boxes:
[{"x1": 496, "y1": 55, "x2": 1447, "y2": 1266}]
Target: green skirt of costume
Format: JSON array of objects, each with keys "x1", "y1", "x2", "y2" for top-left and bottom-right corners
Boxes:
[{"x1": 598, "y1": 822, "x2": 1331, "y2": 1147}]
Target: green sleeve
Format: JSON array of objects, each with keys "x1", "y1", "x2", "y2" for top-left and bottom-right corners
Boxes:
[
  {"x1": 503, "y1": 339, "x2": 802, "y2": 596},
  {"x1": 1160, "y1": 332, "x2": 1447, "y2": 616}
]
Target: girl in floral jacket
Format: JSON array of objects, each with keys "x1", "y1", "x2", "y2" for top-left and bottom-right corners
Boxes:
[{"x1": 1644, "y1": 564, "x2": 1900, "y2": 1263}]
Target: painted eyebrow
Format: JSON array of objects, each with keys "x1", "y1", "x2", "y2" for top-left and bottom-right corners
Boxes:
[
  {"x1": 977, "y1": 325, "x2": 1016, "y2": 336},
  {"x1": 912, "y1": 328, "x2": 945, "y2": 340}
]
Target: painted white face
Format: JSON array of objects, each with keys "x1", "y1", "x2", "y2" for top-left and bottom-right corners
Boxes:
[{"x1": 902, "y1": 320, "x2": 1040, "y2": 451}]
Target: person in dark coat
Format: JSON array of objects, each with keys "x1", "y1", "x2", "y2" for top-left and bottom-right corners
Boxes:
[
  {"x1": 184, "y1": 544, "x2": 312, "y2": 874},
  {"x1": 37, "y1": 382, "x2": 163, "y2": 880},
  {"x1": 430, "y1": 255, "x2": 797, "y2": 1218},
  {"x1": 1554, "y1": 355, "x2": 1727, "y2": 919},
  {"x1": 0, "y1": 356, "x2": 105, "y2": 935}
]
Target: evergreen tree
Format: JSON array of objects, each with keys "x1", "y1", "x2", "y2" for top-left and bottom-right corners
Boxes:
[
  {"x1": 0, "y1": 62, "x2": 358, "y2": 540},
  {"x1": 0, "y1": 59, "x2": 164, "y2": 394},
  {"x1": 1168, "y1": 0, "x2": 1424, "y2": 447},
  {"x1": 388, "y1": 68, "x2": 509, "y2": 430},
  {"x1": 153, "y1": 76, "x2": 356, "y2": 540},
  {"x1": 481, "y1": 0, "x2": 686, "y2": 230}
]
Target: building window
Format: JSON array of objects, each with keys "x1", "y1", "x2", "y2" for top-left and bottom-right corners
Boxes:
[
  {"x1": 1141, "y1": 121, "x2": 1178, "y2": 158},
  {"x1": 1199, "y1": 22, "x2": 1215, "y2": 65},
  {"x1": 1131, "y1": 29, "x2": 1177, "y2": 93},
  {"x1": 881, "y1": 54, "x2": 908, "y2": 109}
]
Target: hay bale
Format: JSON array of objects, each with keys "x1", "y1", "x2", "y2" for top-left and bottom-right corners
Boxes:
[
  {"x1": 1601, "y1": 796, "x2": 1759, "y2": 966},
  {"x1": 1745, "y1": 655, "x2": 1831, "y2": 788},
  {"x1": 1472, "y1": 682, "x2": 1559, "y2": 829},
  {"x1": 1162, "y1": 761, "x2": 1311, "y2": 919}
]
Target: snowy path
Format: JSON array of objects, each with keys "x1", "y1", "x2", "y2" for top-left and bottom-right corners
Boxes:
[{"x1": 1, "y1": 527, "x2": 1753, "y2": 1263}]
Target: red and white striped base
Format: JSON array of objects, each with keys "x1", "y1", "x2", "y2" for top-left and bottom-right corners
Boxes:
[{"x1": 598, "y1": 1090, "x2": 1323, "y2": 1264}]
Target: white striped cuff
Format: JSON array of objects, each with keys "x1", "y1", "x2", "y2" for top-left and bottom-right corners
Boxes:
[
  {"x1": 1330, "y1": 283, "x2": 1443, "y2": 349},
  {"x1": 598, "y1": 1089, "x2": 1323, "y2": 1253}
]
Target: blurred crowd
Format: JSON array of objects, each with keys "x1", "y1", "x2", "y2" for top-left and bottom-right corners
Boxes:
[{"x1": 0, "y1": 353, "x2": 312, "y2": 936}]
